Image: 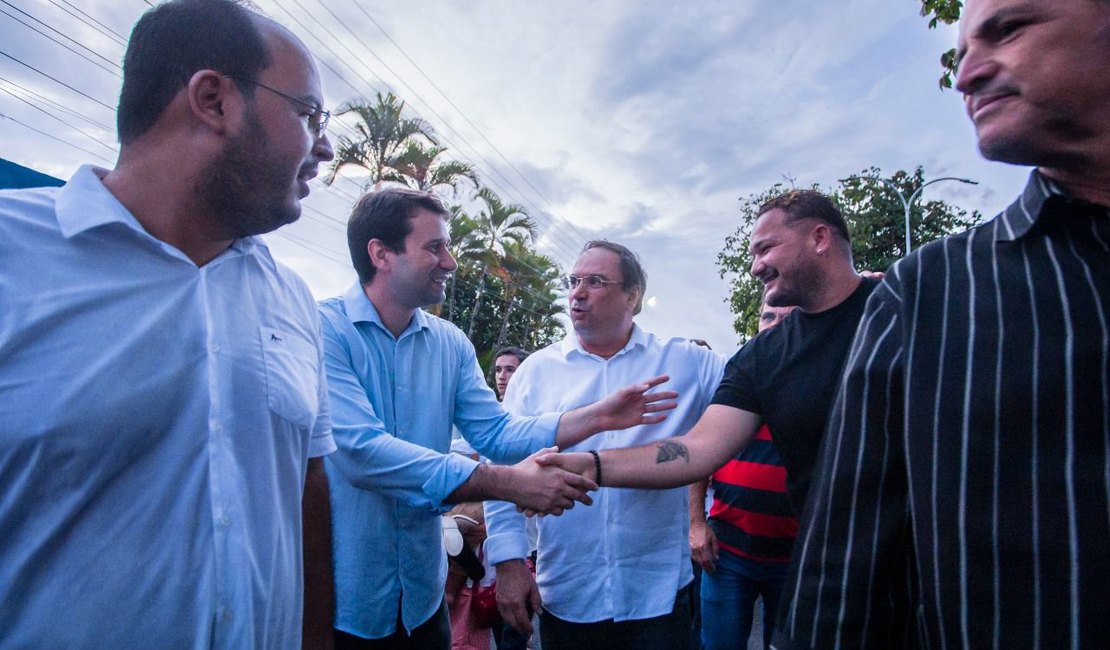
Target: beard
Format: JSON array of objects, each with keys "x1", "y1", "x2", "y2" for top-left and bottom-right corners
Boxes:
[
  {"x1": 198, "y1": 111, "x2": 301, "y2": 238},
  {"x1": 767, "y1": 254, "x2": 826, "y2": 311}
]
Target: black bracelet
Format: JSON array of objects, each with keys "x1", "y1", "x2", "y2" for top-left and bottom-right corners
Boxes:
[{"x1": 588, "y1": 449, "x2": 602, "y2": 486}]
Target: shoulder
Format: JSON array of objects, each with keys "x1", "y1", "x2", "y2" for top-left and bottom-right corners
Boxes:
[
  {"x1": 421, "y1": 310, "x2": 473, "y2": 346},
  {"x1": 518, "y1": 340, "x2": 564, "y2": 369},
  {"x1": 881, "y1": 212, "x2": 1000, "y2": 304},
  {"x1": 0, "y1": 186, "x2": 62, "y2": 239},
  {"x1": 271, "y1": 260, "x2": 316, "y2": 306}
]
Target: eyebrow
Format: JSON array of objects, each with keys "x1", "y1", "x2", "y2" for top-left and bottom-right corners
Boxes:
[{"x1": 957, "y1": 4, "x2": 1042, "y2": 61}]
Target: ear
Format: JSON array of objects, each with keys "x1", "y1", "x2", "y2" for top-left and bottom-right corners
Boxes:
[
  {"x1": 186, "y1": 70, "x2": 239, "y2": 134},
  {"x1": 367, "y1": 239, "x2": 392, "y2": 273},
  {"x1": 810, "y1": 223, "x2": 832, "y2": 256},
  {"x1": 627, "y1": 285, "x2": 643, "y2": 313}
]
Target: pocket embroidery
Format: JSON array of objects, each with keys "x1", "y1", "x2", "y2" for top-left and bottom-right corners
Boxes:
[{"x1": 259, "y1": 327, "x2": 318, "y2": 427}]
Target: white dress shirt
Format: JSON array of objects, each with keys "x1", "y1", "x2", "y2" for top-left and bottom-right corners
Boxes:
[
  {"x1": 0, "y1": 166, "x2": 334, "y2": 649},
  {"x1": 485, "y1": 325, "x2": 724, "y2": 622}
]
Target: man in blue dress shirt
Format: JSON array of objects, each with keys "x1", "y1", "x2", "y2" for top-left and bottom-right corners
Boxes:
[
  {"x1": 320, "y1": 188, "x2": 677, "y2": 649},
  {"x1": 0, "y1": 0, "x2": 337, "y2": 647}
]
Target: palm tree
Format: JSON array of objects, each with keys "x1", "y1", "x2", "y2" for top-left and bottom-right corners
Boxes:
[
  {"x1": 323, "y1": 92, "x2": 435, "y2": 190},
  {"x1": 382, "y1": 141, "x2": 478, "y2": 199},
  {"x1": 443, "y1": 206, "x2": 485, "y2": 321},
  {"x1": 465, "y1": 187, "x2": 536, "y2": 340},
  {"x1": 493, "y1": 242, "x2": 564, "y2": 351}
]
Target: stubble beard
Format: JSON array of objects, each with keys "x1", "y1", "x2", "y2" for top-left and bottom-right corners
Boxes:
[{"x1": 199, "y1": 111, "x2": 300, "y2": 239}]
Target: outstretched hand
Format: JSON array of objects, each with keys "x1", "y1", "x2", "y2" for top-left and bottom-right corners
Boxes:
[
  {"x1": 594, "y1": 374, "x2": 678, "y2": 431},
  {"x1": 508, "y1": 447, "x2": 597, "y2": 516}
]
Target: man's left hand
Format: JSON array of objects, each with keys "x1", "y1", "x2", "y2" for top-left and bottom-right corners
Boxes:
[{"x1": 593, "y1": 374, "x2": 678, "y2": 431}]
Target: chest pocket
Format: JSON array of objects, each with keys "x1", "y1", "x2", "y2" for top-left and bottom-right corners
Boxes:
[{"x1": 259, "y1": 327, "x2": 319, "y2": 428}]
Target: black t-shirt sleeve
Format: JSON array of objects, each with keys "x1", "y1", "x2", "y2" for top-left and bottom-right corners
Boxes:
[{"x1": 711, "y1": 343, "x2": 762, "y2": 414}]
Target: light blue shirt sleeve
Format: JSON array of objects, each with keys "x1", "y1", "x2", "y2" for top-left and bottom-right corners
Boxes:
[
  {"x1": 451, "y1": 338, "x2": 559, "y2": 463},
  {"x1": 483, "y1": 362, "x2": 539, "y2": 565},
  {"x1": 321, "y1": 310, "x2": 480, "y2": 512}
]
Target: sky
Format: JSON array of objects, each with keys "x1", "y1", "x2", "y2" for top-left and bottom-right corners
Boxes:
[{"x1": 0, "y1": 0, "x2": 1031, "y2": 353}]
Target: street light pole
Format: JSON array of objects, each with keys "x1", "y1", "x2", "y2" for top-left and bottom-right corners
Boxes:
[{"x1": 855, "y1": 176, "x2": 979, "y2": 254}]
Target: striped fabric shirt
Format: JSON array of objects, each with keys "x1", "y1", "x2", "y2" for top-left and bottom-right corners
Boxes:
[
  {"x1": 709, "y1": 424, "x2": 798, "y2": 563},
  {"x1": 775, "y1": 171, "x2": 1110, "y2": 649}
]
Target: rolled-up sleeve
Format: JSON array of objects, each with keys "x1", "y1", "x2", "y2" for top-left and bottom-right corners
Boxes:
[{"x1": 321, "y1": 313, "x2": 479, "y2": 512}]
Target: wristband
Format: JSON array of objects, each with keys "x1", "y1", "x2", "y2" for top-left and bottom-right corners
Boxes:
[{"x1": 588, "y1": 449, "x2": 602, "y2": 486}]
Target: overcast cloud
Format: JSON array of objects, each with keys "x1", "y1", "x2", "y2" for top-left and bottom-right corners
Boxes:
[{"x1": 1, "y1": 0, "x2": 1029, "y2": 352}]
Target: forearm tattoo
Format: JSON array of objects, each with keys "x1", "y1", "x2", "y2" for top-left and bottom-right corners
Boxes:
[{"x1": 655, "y1": 441, "x2": 689, "y2": 464}]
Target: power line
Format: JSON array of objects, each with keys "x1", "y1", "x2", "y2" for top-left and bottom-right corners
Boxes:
[
  {"x1": 0, "y1": 111, "x2": 113, "y2": 163},
  {"x1": 49, "y1": 0, "x2": 128, "y2": 46},
  {"x1": 350, "y1": 0, "x2": 590, "y2": 252},
  {"x1": 308, "y1": 0, "x2": 585, "y2": 264},
  {"x1": 0, "y1": 49, "x2": 116, "y2": 111},
  {"x1": 4, "y1": 3, "x2": 573, "y2": 294},
  {"x1": 0, "y1": 76, "x2": 114, "y2": 131},
  {"x1": 0, "y1": 85, "x2": 117, "y2": 153},
  {"x1": 0, "y1": 3, "x2": 121, "y2": 77}
]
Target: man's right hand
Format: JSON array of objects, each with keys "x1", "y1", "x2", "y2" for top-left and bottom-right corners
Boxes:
[
  {"x1": 689, "y1": 519, "x2": 719, "y2": 572},
  {"x1": 495, "y1": 559, "x2": 540, "y2": 635},
  {"x1": 507, "y1": 447, "x2": 597, "y2": 515}
]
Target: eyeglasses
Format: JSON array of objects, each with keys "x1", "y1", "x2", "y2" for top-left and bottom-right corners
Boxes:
[
  {"x1": 561, "y1": 274, "x2": 622, "y2": 291},
  {"x1": 226, "y1": 75, "x2": 330, "y2": 138}
]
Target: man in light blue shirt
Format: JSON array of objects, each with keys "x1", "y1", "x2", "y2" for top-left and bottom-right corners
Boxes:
[
  {"x1": 0, "y1": 1, "x2": 336, "y2": 647},
  {"x1": 320, "y1": 189, "x2": 677, "y2": 649},
  {"x1": 485, "y1": 240, "x2": 725, "y2": 650}
]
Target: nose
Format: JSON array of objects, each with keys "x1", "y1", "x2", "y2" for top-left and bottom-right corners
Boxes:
[
  {"x1": 749, "y1": 254, "x2": 765, "y2": 279},
  {"x1": 441, "y1": 248, "x2": 458, "y2": 272},
  {"x1": 314, "y1": 132, "x2": 334, "y2": 162},
  {"x1": 569, "y1": 279, "x2": 590, "y2": 301},
  {"x1": 954, "y1": 43, "x2": 991, "y2": 96}
]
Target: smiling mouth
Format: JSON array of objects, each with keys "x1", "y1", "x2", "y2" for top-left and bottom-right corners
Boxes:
[{"x1": 969, "y1": 92, "x2": 1014, "y2": 120}]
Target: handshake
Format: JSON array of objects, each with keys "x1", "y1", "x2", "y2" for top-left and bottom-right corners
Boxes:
[
  {"x1": 502, "y1": 447, "x2": 600, "y2": 517},
  {"x1": 452, "y1": 373, "x2": 676, "y2": 515}
]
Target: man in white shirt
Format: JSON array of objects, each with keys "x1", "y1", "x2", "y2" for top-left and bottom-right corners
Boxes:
[
  {"x1": 485, "y1": 240, "x2": 725, "y2": 650},
  {"x1": 0, "y1": 1, "x2": 336, "y2": 647}
]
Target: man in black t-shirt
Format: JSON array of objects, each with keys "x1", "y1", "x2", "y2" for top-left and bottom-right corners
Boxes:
[{"x1": 538, "y1": 189, "x2": 876, "y2": 515}]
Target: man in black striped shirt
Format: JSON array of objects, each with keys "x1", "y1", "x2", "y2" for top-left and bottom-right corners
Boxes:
[{"x1": 775, "y1": 1, "x2": 1110, "y2": 648}]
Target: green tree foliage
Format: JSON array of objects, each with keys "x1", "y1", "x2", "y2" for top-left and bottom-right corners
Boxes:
[
  {"x1": 323, "y1": 92, "x2": 437, "y2": 190},
  {"x1": 919, "y1": 0, "x2": 964, "y2": 89},
  {"x1": 443, "y1": 206, "x2": 565, "y2": 363},
  {"x1": 383, "y1": 141, "x2": 478, "y2": 199},
  {"x1": 717, "y1": 167, "x2": 981, "y2": 339},
  {"x1": 324, "y1": 90, "x2": 567, "y2": 377}
]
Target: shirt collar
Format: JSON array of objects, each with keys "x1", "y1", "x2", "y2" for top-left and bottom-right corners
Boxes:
[
  {"x1": 561, "y1": 322, "x2": 647, "y2": 359},
  {"x1": 996, "y1": 169, "x2": 1107, "y2": 242},
  {"x1": 55, "y1": 164, "x2": 271, "y2": 266},
  {"x1": 56, "y1": 166, "x2": 144, "y2": 238},
  {"x1": 341, "y1": 282, "x2": 430, "y2": 339}
]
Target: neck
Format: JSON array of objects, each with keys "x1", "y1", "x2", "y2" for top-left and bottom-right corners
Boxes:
[
  {"x1": 363, "y1": 283, "x2": 417, "y2": 338},
  {"x1": 801, "y1": 268, "x2": 862, "y2": 314},
  {"x1": 576, "y1": 324, "x2": 633, "y2": 359},
  {"x1": 1038, "y1": 166, "x2": 1110, "y2": 207},
  {"x1": 103, "y1": 144, "x2": 232, "y2": 266}
]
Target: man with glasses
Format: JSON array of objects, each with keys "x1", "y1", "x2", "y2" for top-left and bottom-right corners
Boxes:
[
  {"x1": 0, "y1": 0, "x2": 336, "y2": 647},
  {"x1": 318, "y1": 193, "x2": 678, "y2": 650},
  {"x1": 485, "y1": 240, "x2": 725, "y2": 650}
]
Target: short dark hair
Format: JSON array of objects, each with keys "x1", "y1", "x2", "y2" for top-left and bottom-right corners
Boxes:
[
  {"x1": 347, "y1": 187, "x2": 450, "y2": 285},
  {"x1": 117, "y1": 0, "x2": 271, "y2": 144},
  {"x1": 581, "y1": 240, "x2": 647, "y2": 314},
  {"x1": 494, "y1": 346, "x2": 528, "y2": 364},
  {"x1": 757, "y1": 189, "x2": 851, "y2": 245}
]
